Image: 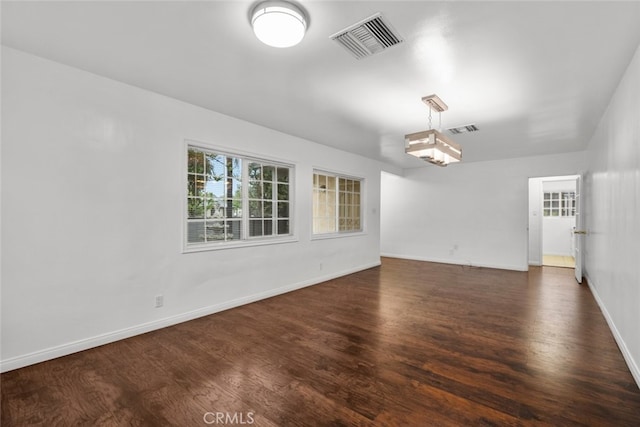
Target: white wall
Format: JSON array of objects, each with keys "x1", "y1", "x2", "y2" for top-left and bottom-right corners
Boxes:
[
  {"x1": 583, "y1": 43, "x2": 640, "y2": 386},
  {"x1": 0, "y1": 47, "x2": 382, "y2": 371},
  {"x1": 542, "y1": 217, "x2": 575, "y2": 256},
  {"x1": 381, "y1": 152, "x2": 585, "y2": 271},
  {"x1": 528, "y1": 177, "x2": 544, "y2": 265},
  {"x1": 541, "y1": 179, "x2": 576, "y2": 257}
]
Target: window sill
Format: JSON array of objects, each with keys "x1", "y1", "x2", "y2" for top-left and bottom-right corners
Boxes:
[
  {"x1": 182, "y1": 235, "x2": 299, "y2": 253},
  {"x1": 311, "y1": 231, "x2": 366, "y2": 241}
]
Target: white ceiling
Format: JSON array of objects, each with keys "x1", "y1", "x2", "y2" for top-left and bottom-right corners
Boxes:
[{"x1": 2, "y1": 1, "x2": 640, "y2": 169}]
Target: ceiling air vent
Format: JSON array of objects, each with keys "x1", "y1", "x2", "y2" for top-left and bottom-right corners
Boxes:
[
  {"x1": 330, "y1": 13, "x2": 404, "y2": 60},
  {"x1": 448, "y1": 124, "x2": 479, "y2": 135}
]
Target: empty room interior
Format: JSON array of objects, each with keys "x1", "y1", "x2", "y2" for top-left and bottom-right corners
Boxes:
[{"x1": 2, "y1": 1, "x2": 640, "y2": 425}]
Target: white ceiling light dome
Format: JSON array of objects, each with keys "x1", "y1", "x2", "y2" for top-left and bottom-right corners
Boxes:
[{"x1": 251, "y1": 1, "x2": 307, "y2": 48}]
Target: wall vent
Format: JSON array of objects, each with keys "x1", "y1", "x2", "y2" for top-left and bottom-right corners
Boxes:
[
  {"x1": 448, "y1": 124, "x2": 479, "y2": 135},
  {"x1": 330, "y1": 13, "x2": 404, "y2": 60}
]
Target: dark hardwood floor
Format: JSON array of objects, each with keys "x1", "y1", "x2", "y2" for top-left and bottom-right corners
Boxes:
[{"x1": 2, "y1": 257, "x2": 640, "y2": 426}]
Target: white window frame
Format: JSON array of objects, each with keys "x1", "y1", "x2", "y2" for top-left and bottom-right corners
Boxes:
[
  {"x1": 543, "y1": 191, "x2": 576, "y2": 217},
  {"x1": 183, "y1": 140, "x2": 297, "y2": 253},
  {"x1": 312, "y1": 169, "x2": 364, "y2": 239}
]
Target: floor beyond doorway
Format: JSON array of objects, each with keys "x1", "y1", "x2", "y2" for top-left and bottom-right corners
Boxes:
[{"x1": 543, "y1": 254, "x2": 575, "y2": 268}]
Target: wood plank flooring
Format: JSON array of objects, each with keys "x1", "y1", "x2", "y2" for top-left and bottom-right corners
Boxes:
[
  {"x1": 542, "y1": 255, "x2": 576, "y2": 268},
  {"x1": 2, "y1": 257, "x2": 640, "y2": 426}
]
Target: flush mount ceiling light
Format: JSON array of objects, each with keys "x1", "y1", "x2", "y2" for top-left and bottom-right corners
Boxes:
[
  {"x1": 405, "y1": 94, "x2": 462, "y2": 167},
  {"x1": 251, "y1": 1, "x2": 307, "y2": 48}
]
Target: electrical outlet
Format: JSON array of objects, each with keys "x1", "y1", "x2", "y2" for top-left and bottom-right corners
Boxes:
[
  {"x1": 155, "y1": 295, "x2": 164, "y2": 308},
  {"x1": 319, "y1": 262, "x2": 323, "y2": 271}
]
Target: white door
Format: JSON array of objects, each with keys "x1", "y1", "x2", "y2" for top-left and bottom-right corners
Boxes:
[{"x1": 573, "y1": 175, "x2": 585, "y2": 283}]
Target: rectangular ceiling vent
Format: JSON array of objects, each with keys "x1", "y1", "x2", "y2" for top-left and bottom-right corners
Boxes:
[
  {"x1": 330, "y1": 13, "x2": 404, "y2": 60},
  {"x1": 448, "y1": 124, "x2": 479, "y2": 135}
]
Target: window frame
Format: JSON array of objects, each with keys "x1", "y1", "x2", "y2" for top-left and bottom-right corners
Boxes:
[
  {"x1": 183, "y1": 141, "x2": 297, "y2": 253},
  {"x1": 312, "y1": 169, "x2": 365, "y2": 239},
  {"x1": 543, "y1": 191, "x2": 576, "y2": 218}
]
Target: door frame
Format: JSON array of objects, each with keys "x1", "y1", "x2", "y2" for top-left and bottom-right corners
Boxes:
[{"x1": 527, "y1": 174, "x2": 580, "y2": 269}]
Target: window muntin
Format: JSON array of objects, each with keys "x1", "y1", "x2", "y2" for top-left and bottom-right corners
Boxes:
[
  {"x1": 313, "y1": 172, "x2": 362, "y2": 235},
  {"x1": 543, "y1": 191, "x2": 575, "y2": 217},
  {"x1": 186, "y1": 145, "x2": 293, "y2": 249}
]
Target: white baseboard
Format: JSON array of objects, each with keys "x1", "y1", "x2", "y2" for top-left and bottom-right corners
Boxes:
[
  {"x1": 0, "y1": 260, "x2": 381, "y2": 373},
  {"x1": 585, "y1": 273, "x2": 640, "y2": 389},
  {"x1": 380, "y1": 253, "x2": 528, "y2": 272}
]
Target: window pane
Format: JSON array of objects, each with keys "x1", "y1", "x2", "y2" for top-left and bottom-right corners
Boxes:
[
  {"x1": 205, "y1": 220, "x2": 227, "y2": 241},
  {"x1": 264, "y1": 220, "x2": 273, "y2": 236},
  {"x1": 231, "y1": 180, "x2": 242, "y2": 198},
  {"x1": 223, "y1": 200, "x2": 237, "y2": 219},
  {"x1": 278, "y1": 220, "x2": 289, "y2": 235},
  {"x1": 250, "y1": 201, "x2": 263, "y2": 218},
  {"x1": 264, "y1": 201, "x2": 273, "y2": 218},
  {"x1": 231, "y1": 159, "x2": 242, "y2": 180},
  {"x1": 278, "y1": 168, "x2": 289, "y2": 183},
  {"x1": 248, "y1": 163, "x2": 261, "y2": 180},
  {"x1": 188, "y1": 198, "x2": 205, "y2": 219},
  {"x1": 230, "y1": 198, "x2": 242, "y2": 218},
  {"x1": 204, "y1": 197, "x2": 216, "y2": 218},
  {"x1": 206, "y1": 153, "x2": 224, "y2": 179},
  {"x1": 188, "y1": 174, "x2": 205, "y2": 196},
  {"x1": 278, "y1": 202, "x2": 289, "y2": 218},
  {"x1": 327, "y1": 176, "x2": 336, "y2": 190},
  {"x1": 207, "y1": 178, "x2": 225, "y2": 198},
  {"x1": 263, "y1": 166, "x2": 274, "y2": 182},
  {"x1": 187, "y1": 221, "x2": 205, "y2": 243},
  {"x1": 188, "y1": 150, "x2": 205, "y2": 173},
  {"x1": 248, "y1": 181, "x2": 262, "y2": 199},
  {"x1": 278, "y1": 184, "x2": 289, "y2": 201},
  {"x1": 250, "y1": 220, "x2": 263, "y2": 237},
  {"x1": 264, "y1": 182, "x2": 273, "y2": 199},
  {"x1": 327, "y1": 190, "x2": 336, "y2": 207},
  {"x1": 227, "y1": 220, "x2": 242, "y2": 240}
]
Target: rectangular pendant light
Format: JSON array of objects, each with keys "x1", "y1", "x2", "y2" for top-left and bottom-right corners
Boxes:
[
  {"x1": 405, "y1": 129, "x2": 462, "y2": 166},
  {"x1": 404, "y1": 94, "x2": 462, "y2": 166}
]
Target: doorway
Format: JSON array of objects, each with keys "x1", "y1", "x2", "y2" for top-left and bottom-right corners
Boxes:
[{"x1": 528, "y1": 175, "x2": 579, "y2": 269}]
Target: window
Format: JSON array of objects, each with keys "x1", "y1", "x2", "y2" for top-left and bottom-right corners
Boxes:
[
  {"x1": 543, "y1": 191, "x2": 575, "y2": 217},
  {"x1": 186, "y1": 144, "x2": 293, "y2": 249},
  {"x1": 313, "y1": 171, "x2": 362, "y2": 235},
  {"x1": 248, "y1": 161, "x2": 291, "y2": 237}
]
